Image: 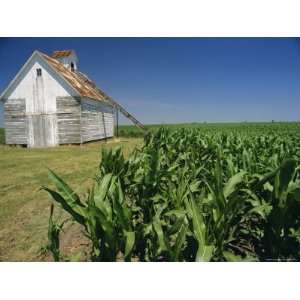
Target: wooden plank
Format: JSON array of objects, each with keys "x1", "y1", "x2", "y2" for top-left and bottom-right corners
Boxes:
[
  {"x1": 56, "y1": 97, "x2": 81, "y2": 144},
  {"x1": 4, "y1": 98, "x2": 27, "y2": 145},
  {"x1": 56, "y1": 96, "x2": 81, "y2": 114},
  {"x1": 27, "y1": 115, "x2": 57, "y2": 147},
  {"x1": 81, "y1": 100, "x2": 114, "y2": 142}
]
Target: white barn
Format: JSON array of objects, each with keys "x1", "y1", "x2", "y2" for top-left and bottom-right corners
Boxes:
[{"x1": 0, "y1": 49, "x2": 143, "y2": 147}]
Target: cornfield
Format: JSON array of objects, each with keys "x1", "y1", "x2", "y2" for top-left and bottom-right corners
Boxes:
[{"x1": 43, "y1": 125, "x2": 300, "y2": 261}]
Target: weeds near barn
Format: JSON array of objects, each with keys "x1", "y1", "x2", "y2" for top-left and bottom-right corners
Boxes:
[
  {"x1": 43, "y1": 125, "x2": 300, "y2": 261},
  {"x1": 40, "y1": 204, "x2": 67, "y2": 261}
]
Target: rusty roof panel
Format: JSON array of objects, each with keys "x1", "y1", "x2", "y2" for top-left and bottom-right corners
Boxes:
[
  {"x1": 42, "y1": 53, "x2": 112, "y2": 105},
  {"x1": 52, "y1": 50, "x2": 73, "y2": 59}
]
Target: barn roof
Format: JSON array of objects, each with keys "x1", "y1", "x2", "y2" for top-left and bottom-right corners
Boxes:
[
  {"x1": 52, "y1": 50, "x2": 73, "y2": 58},
  {"x1": 0, "y1": 49, "x2": 145, "y2": 130},
  {"x1": 0, "y1": 50, "x2": 112, "y2": 107},
  {"x1": 42, "y1": 52, "x2": 112, "y2": 105}
]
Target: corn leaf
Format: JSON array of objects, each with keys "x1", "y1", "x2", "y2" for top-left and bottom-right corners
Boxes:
[
  {"x1": 124, "y1": 231, "x2": 135, "y2": 260},
  {"x1": 196, "y1": 245, "x2": 214, "y2": 262},
  {"x1": 48, "y1": 169, "x2": 85, "y2": 207},
  {"x1": 43, "y1": 187, "x2": 86, "y2": 226},
  {"x1": 223, "y1": 251, "x2": 243, "y2": 262},
  {"x1": 224, "y1": 171, "x2": 246, "y2": 199},
  {"x1": 173, "y1": 218, "x2": 188, "y2": 260},
  {"x1": 153, "y1": 217, "x2": 168, "y2": 253}
]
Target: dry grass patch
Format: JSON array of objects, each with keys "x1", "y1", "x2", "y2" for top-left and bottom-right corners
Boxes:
[{"x1": 0, "y1": 138, "x2": 142, "y2": 261}]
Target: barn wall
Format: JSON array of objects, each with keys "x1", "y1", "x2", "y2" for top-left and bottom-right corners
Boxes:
[
  {"x1": 2, "y1": 53, "x2": 117, "y2": 146},
  {"x1": 27, "y1": 115, "x2": 58, "y2": 147},
  {"x1": 8, "y1": 60, "x2": 72, "y2": 113},
  {"x1": 4, "y1": 98, "x2": 27, "y2": 144},
  {"x1": 56, "y1": 96, "x2": 81, "y2": 144},
  {"x1": 80, "y1": 98, "x2": 114, "y2": 143},
  {"x1": 5, "y1": 56, "x2": 78, "y2": 147}
]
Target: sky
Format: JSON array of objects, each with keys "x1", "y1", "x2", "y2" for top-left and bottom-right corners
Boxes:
[{"x1": 1, "y1": 37, "x2": 300, "y2": 126}]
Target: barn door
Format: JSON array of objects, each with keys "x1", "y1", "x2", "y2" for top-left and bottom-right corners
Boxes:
[
  {"x1": 27, "y1": 69, "x2": 58, "y2": 148},
  {"x1": 28, "y1": 114, "x2": 57, "y2": 147}
]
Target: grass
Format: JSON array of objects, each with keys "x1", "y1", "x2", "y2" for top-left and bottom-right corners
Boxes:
[
  {"x1": 0, "y1": 128, "x2": 5, "y2": 144},
  {"x1": 0, "y1": 137, "x2": 142, "y2": 261}
]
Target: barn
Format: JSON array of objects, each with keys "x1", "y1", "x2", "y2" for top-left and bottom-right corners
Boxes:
[{"x1": 0, "y1": 49, "x2": 143, "y2": 147}]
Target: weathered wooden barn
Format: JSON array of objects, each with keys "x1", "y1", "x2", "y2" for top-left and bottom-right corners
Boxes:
[{"x1": 0, "y1": 49, "x2": 144, "y2": 147}]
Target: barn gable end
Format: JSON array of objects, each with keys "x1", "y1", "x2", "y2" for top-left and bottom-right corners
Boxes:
[
  {"x1": 0, "y1": 50, "x2": 137, "y2": 147},
  {"x1": 1, "y1": 51, "x2": 83, "y2": 147},
  {"x1": 1, "y1": 52, "x2": 79, "y2": 102}
]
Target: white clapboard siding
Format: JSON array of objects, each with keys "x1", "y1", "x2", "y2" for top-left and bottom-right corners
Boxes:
[
  {"x1": 4, "y1": 98, "x2": 27, "y2": 144},
  {"x1": 4, "y1": 55, "x2": 77, "y2": 147},
  {"x1": 80, "y1": 98, "x2": 114, "y2": 142},
  {"x1": 2, "y1": 52, "x2": 117, "y2": 147},
  {"x1": 9, "y1": 61, "x2": 72, "y2": 114},
  {"x1": 56, "y1": 96, "x2": 81, "y2": 144},
  {"x1": 27, "y1": 114, "x2": 57, "y2": 147}
]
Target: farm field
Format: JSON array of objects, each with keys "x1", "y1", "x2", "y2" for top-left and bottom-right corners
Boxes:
[
  {"x1": 118, "y1": 122, "x2": 300, "y2": 137},
  {"x1": 0, "y1": 123, "x2": 300, "y2": 261}
]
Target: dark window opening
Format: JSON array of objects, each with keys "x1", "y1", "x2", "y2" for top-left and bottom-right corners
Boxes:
[
  {"x1": 37, "y1": 68, "x2": 42, "y2": 76},
  {"x1": 71, "y1": 62, "x2": 75, "y2": 72}
]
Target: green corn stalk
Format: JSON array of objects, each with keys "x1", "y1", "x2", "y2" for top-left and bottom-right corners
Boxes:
[
  {"x1": 44, "y1": 171, "x2": 135, "y2": 261},
  {"x1": 43, "y1": 204, "x2": 66, "y2": 262},
  {"x1": 41, "y1": 126, "x2": 300, "y2": 262}
]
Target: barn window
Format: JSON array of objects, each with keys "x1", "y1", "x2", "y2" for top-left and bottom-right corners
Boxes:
[
  {"x1": 36, "y1": 68, "x2": 42, "y2": 76},
  {"x1": 71, "y1": 62, "x2": 75, "y2": 72}
]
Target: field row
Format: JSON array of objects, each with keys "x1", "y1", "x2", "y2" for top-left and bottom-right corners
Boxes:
[{"x1": 44, "y1": 124, "x2": 300, "y2": 261}]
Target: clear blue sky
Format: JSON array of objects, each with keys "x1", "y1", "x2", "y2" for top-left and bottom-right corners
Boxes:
[{"x1": 1, "y1": 37, "x2": 300, "y2": 126}]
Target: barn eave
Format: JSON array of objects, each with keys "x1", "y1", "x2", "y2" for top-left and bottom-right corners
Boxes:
[{"x1": 0, "y1": 50, "x2": 81, "y2": 101}]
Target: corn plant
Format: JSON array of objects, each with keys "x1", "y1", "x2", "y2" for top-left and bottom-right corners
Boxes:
[
  {"x1": 41, "y1": 204, "x2": 65, "y2": 262},
  {"x1": 43, "y1": 126, "x2": 300, "y2": 261},
  {"x1": 43, "y1": 171, "x2": 135, "y2": 261}
]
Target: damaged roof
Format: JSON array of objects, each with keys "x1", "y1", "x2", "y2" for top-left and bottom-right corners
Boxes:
[
  {"x1": 0, "y1": 50, "x2": 112, "y2": 107},
  {"x1": 52, "y1": 50, "x2": 73, "y2": 58},
  {"x1": 0, "y1": 49, "x2": 145, "y2": 130},
  {"x1": 42, "y1": 52, "x2": 112, "y2": 105}
]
